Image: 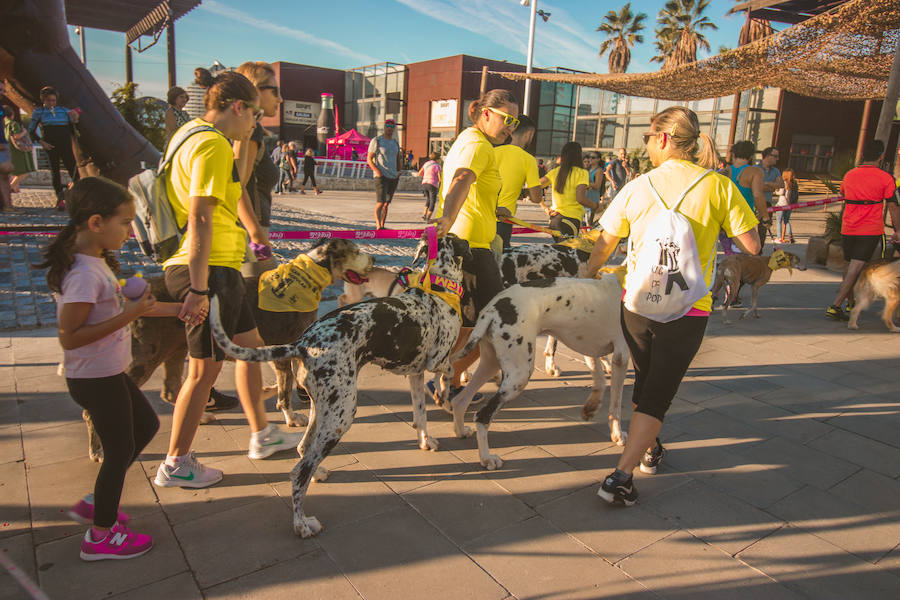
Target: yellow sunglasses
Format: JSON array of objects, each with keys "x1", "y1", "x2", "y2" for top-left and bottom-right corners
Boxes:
[{"x1": 487, "y1": 106, "x2": 520, "y2": 129}]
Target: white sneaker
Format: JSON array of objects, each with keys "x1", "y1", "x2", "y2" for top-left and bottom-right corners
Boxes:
[
  {"x1": 154, "y1": 451, "x2": 223, "y2": 488},
  {"x1": 248, "y1": 425, "x2": 304, "y2": 460}
]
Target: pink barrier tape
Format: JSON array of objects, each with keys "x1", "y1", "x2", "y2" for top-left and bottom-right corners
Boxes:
[
  {"x1": 767, "y1": 195, "x2": 843, "y2": 213},
  {"x1": 1, "y1": 226, "x2": 540, "y2": 238}
]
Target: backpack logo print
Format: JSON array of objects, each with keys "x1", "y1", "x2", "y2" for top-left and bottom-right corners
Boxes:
[{"x1": 656, "y1": 237, "x2": 689, "y2": 295}]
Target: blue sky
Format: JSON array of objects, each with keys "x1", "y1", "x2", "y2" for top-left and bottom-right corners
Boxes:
[{"x1": 68, "y1": 0, "x2": 755, "y2": 99}]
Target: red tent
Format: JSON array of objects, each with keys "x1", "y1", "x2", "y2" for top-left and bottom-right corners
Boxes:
[{"x1": 326, "y1": 129, "x2": 371, "y2": 161}]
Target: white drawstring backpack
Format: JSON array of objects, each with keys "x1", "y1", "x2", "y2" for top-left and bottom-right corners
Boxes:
[{"x1": 623, "y1": 169, "x2": 716, "y2": 322}]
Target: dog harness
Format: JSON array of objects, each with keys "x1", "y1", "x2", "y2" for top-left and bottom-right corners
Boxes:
[
  {"x1": 257, "y1": 254, "x2": 332, "y2": 312},
  {"x1": 395, "y1": 226, "x2": 464, "y2": 318},
  {"x1": 767, "y1": 249, "x2": 793, "y2": 274}
]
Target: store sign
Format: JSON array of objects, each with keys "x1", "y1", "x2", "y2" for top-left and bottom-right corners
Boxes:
[
  {"x1": 430, "y1": 99, "x2": 458, "y2": 128},
  {"x1": 283, "y1": 100, "x2": 320, "y2": 125}
]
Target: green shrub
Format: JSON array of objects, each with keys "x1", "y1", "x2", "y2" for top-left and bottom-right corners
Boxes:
[{"x1": 110, "y1": 82, "x2": 166, "y2": 152}]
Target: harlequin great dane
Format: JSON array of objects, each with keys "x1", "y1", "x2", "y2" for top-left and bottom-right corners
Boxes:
[
  {"x1": 448, "y1": 275, "x2": 630, "y2": 470},
  {"x1": 209, "y1": 233, "x2": 471, "y2": 537}
]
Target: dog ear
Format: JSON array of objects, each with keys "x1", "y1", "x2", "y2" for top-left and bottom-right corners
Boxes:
[{"x1": 447, "y1": 234, "x2": 470, "y2": 259}]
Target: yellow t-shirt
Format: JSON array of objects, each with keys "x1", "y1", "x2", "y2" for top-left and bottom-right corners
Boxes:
[
  {"x1": 494, "y1": 144, "x2": 540, "y2": 215},
  {"x1": 598, "y1": 159, "x2": 758, "y2": 312},
  {"x1": 437, "y1": 127, "x2": 501, "y2": 249},
  {"x1": 163, "y1": 118, "x2": 246, "y2": 271},
  {"x1": 545, "y1": 166, "x2": 590, "y2": 221}
]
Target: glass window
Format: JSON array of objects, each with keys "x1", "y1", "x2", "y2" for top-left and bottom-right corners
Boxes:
[
  {"x1": 553, "y1": 106, "x2": 572, "y2": 131},
  {"x1": 746, "y1": 110, "x2": 776, "y2": 149},
  {"x1": 599, "y1": 118, "x2": 624, "y2": 148},
  {"x1": 630, "y1": 96, "x2": 655, "y2": 113},
  {"x1": 689, "y1": 98, "x2": 715, "y2": 112},
  {"x1": 577, "y1": 87, "x2": 602, "y2": 116},
  {"x1": 536, "y1": 134, "x2": 551, "y2": 156},
  {"x1": 555, "y1": 83, "x2": 574, "y2": 106},
  {"x1": 656, "y1": 99, "x2": 683, "y2": 112},
  {"x1": 761, "y1": 87, "x2": 780, "y2": 110},
  {"x1": 539, "y1": 82, "x2": 555, "y2": 105},
  {"x1": 714, "y1": 113, "x2": 733, "y2": 149},
  {"x1": 575, "y1": 118, "x2": 598, "y2": 148},
  {"x1": 538, "y1": 106, "x2": 553, "y2": 131},
  {"x1": 718, "y1": 94, "x2": 734, "y2": 111},
  {"x1": 551, "y1": 132, "x2": 570, "y2": 156},
  {"x1": 602, "y1": 91, "x2": 622, "y2": 115},
  {"x1": 625, "y1": 116, "x2": 651, "y2": 149}
]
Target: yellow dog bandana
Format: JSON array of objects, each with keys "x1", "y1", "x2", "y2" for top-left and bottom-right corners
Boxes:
[
  {"x1": 556, "y1": 228, "x2": 602, "y2": 253},
  {"x1": 598, "y1": 263, "x2": 627, "y2": 287},
  {"x1": 767, "y1": 249, "x2": 793, "y2": 274},
  {"x1": 399, "y1": 269, "x2": 463, "y2": 319},
  {"x1": 257, "y1": 254, "x2": 331, "y2": 313}
]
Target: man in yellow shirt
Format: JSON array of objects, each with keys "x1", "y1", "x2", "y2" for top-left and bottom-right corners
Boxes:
[{"x1": 494, "y1": 115, "x2": 542, "y2": 250}]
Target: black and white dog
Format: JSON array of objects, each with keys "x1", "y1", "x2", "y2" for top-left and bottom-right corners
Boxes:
[
  {"x1": 447, "y1": 275, "x2": 630, "y2": 470},
  {"x1": 209, "y1": 233, "x2": 471, "y2": 537}
]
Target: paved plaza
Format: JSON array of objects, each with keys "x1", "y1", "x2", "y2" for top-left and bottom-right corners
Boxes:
[{"x1": 1, "y1": 187, "x2": 899, "y2": 599}]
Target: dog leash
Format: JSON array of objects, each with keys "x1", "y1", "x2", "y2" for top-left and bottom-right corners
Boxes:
[{"x1": 501, "y1": 215, "x2": 564, "y2": 237}]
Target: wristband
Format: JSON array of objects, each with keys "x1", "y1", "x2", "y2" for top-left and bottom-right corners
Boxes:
[{"x1": 188, "y1": 287, "x2": 211, "y2": 297}]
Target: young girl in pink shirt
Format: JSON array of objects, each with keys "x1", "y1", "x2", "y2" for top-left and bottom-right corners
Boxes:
[{"x1": 37, "y1": 177, "x2": 177, "y2": 561}]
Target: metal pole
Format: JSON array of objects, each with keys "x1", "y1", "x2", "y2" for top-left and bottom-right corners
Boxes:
[
  {"x1": 480, "y1": 65, "x2": 488, "y2": 96},
  {"x1": 523, "y1": 0, "x2": 537, "y2": 116},
  {"x1": 125, "y1": 44, "x2": 133, "y2": 84},
  {"x1": 166, "y1": 17, "x2": 176, "y2": 88},
  {"x1": 874, "y1": 37, "x2": 900, "y2": 144},
  {"x1": 77, "y1": 27, "x2": 86, "y2": 64},
  {"x1": 856, "y1": 99, "x2": 874, "y2": 164}
]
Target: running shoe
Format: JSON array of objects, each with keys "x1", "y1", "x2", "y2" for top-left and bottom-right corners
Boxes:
[
  {"x1": 80, "y1": 522, "x2": 152, "y2": 561},
  {"x1": 248, "y1": 425, "x2": 304, "y2": 460},
  {"x1": 68, "y1": 494, "x2": 130, "y2": 525},
  {"x1": 825, "y1": 305, "x2": 849, "y2": 322},
  {"x1": 206, "y1": 388, "x2": 239, "y2": 412},
  {"x1": 640, "y1": 438, "x2": 666, "y2": 475},
  {"x1": 597, "y1": 470, "x2": 638, "y2": 506},
  {"x1": 154, "y1": 451, "x2": 223, "y2": 488}
]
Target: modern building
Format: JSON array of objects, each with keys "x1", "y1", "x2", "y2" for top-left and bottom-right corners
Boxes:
[{"x1": 259, "y1": 53, "x2": 891, "y2": 175}]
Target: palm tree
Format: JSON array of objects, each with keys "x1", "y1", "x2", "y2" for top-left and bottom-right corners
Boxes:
[
  {"x1": 654, "y1": 0, "x2": 718, "y2": 69},
  {"x1": 649, "y1": 28, "x2": 679, "y2": 70},
  {"x1": 596, "y1": 3, "x2": 647, "y2": 74},
  {"x1": 738, "y1": 16, "x2": 774, "y2": 46}
]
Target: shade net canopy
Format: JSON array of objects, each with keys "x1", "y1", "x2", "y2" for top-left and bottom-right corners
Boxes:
[{"x1": 499, "y1": 0, "x2": 899, "y2": 101}]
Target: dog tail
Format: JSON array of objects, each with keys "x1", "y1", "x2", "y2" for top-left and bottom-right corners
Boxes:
[
  {"x1": 450, "y1": 304, "x2": 495, "y2": 362},
  {"x1": 869, "y1": 260, "x2": 900, "y2": 297},
  {"x1": 209, "y1": 296, "x2": 305, "y2": 362}
]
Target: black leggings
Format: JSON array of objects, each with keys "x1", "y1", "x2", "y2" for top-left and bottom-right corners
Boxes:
[
  {"x1": 43, "y1": 126, "x2": 79, "y2": 201},
  {"x1": 302, "y1": 170, "x2": 317, "y2": 187},
  {"x1": 67, "y1": 374, "x2": 159, "y2": 527},
  {"x1": 621, "y1": 305, "x2": 707, "y2": 421}
]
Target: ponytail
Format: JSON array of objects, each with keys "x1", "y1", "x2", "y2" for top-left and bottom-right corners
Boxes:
[
  {"x1": 468, "y1": 89, "x2": 518, "y2": 124},
  {"x1": 34, "y1": 177, "x2": 131, "y2": 292},
  {"x1": 651, "y1": 106, "x2": 720, "y2": 168},
  {"x1": 194, "y1": 67, "x2": 257, "y2": 112},
  {"x1": 696, "y1": 133, "x2": 719, "y2": 170}
]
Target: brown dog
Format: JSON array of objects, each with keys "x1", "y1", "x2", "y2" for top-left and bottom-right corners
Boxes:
[
  {"x1": 86, "y1": 239, "x2": 373, "y2": 461},
  {"x1": 848, "y1": 259, "x2": 900, "y2": 332},
  {"x1": 711, "y1": 250, "x2": 806, "y2": 323}
]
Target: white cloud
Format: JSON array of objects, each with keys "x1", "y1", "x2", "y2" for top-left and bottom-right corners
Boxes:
[{"x1": 200, "y1": 0, "x2": 378, "y2": 65}]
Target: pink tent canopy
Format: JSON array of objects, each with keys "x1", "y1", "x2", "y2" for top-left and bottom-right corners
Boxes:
[{"x1": 326, "y1": 129, "x2": 371, "y2": 161}]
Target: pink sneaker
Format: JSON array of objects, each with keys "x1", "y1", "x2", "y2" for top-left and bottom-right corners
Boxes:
[
  {"x1": 68, "y1": 494, "x2": 130, "y2": 525},
  {"x1": 80, "y1": 522, "x2": 153, "y2": 561}
]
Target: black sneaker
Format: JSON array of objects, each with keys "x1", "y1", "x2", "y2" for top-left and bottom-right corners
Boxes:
[
  {"x1": 640, "y1": 438, "x2": 665, "y2": 474},
  {"x1": 598, "y1": 470, "x2": 638, "y2": 506},
  {"x1": 425, "y1": 379, "x2": 483, "y2": 406},
  {"x1": 206, "y1": 388, "x2": 239, "y2": 412},
  {"x1": 825, "y1": 305, "x2": 849, "y2": 322}
]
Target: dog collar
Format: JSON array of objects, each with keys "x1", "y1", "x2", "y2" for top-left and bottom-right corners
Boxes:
[
  {"x1": 399, "y1": 269, "x2": 464, "y2": 318},
  {"x1": 343, "y1": 270, "x2": 369, "y2": 285}
]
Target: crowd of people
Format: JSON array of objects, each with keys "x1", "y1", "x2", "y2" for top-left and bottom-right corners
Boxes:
[{"x1": 7, "y1": 66, "x2": 895, "y2": 563}]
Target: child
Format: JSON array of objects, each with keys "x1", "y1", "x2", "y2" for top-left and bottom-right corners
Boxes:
[
  {"x1": 36, "y1": 177, "x2": 177, "y2": 561},
  {"x1": 775, "y1": 168, "x2": 797, "y2": 244}
]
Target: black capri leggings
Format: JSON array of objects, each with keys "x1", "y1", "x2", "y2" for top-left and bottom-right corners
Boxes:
[
  {"x1": 67, "y1": 373, "x2": 159, "y2": 527},
  {"x1": 302, "y1": 170, "x2": 317, "y2": 187},
  {"x1": 621, "y1": 305, "x2": 708, "y2": 421}
]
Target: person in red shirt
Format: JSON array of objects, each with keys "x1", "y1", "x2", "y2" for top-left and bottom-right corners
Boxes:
[{"x1": 826, "y1": 140, "x2": 900, "y2": 321}]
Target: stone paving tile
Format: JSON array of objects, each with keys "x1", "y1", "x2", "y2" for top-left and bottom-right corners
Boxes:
[
  {"x1": 827, "y1": 469, "x2": 900, "y2": 514},
  {"x1": 738, "y1": 525, "x2": 900, "y2": 599},
  {"x1": 316, "y1": 505, "x2": 509, "y2": 600},
  {"x1": 0, "y1": 533, "x2": 37, "y2": 600},
  {"x1": 730, "y1": 436, "x2": 859, "y2": 490},
  {"x1": 464, "y1": 515, "x2": 655, "y2": 599},
  {"x1": 203, "y1": 549, "x2": 361, "y2": 599},
  {"x1": 108, "y1": 572, "x2": 202, "y2": 600},
  {"x1": 807, "y1": 428, "x2": 900, "y2": 478},
  {"x1": 0, "y1": 425, "x2": 22, "y2": 466},
  {"x1": 767, "y1": 485, "x2": 900, "y2": 564}
]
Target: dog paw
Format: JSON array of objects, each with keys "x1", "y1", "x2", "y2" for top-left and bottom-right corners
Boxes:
[
  {"x1": 285, "y1": 411, "x2": 309, "y2": 428},
  {"x1": 89, "y1": 451, "x2": 104, "y2": 463},
  {"x1": 419, "y1": 435, "x2": 440, "y2": 451},
  {"x1": 199, "y1": 411, "x2": 216, "y2": 425},
  {"x1": 847, "y1": 322, "x2": 860, "y2": 330},
  {"x1": 481, "y1": 454, "x2": 503, "y2": 470},
  {"x1": 581, "y1": 403, "x2": 598, "y2": 421},
  {"x1": 312, "y1": 466, "x2": 330, "y2": 482},
  {"x1": 456, "y1": 425, "x2": 475, "y2": 439},
  {"x1": 294, "y1": 515, "x2": 323, "y2": 538}
]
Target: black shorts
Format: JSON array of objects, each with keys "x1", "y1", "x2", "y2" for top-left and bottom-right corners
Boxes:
[
  {"x1": 165, "y1": 265, "x2": 256, "y2": 361},
  {"x1": 375, "y1": 176, "x2": 399, "y2": 204},
  {"x1": 621, "y1": 305, "x2": 708, "y2": 422},
  {"x1": 841, "y1": 234, "x2": 883, "y2": 262},
  {"x1": 549, "y1": 214, "x2": 581, "y2": 238},
  {"x1": 460, "y1": 247, "x2": 505, "y2": 327}
]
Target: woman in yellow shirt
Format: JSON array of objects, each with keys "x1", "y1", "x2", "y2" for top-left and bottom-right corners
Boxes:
[
  {"x1": 156, "y1": 69, "x2": 302, "y2": 491},
  {"x1": 540, "y1": 141, "x2": 599, "y2": 237},
  {"x1": 432, "y1": 89, "x2": 519, "y2": 395}
]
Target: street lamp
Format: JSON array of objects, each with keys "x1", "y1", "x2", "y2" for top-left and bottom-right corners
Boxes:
[{"x1": 520, "y1": 0, "x2": 550, "y2": 117}]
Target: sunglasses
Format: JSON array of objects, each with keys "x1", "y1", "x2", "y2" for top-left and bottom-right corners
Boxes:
[
  {"x1": 486, "y1": 106, "x2": 520, "y2": 129},
  {"x1": 642, "y1": 132, "x2": 662, "y2": 145},
  {"x1": 258, "y1": 84, "x2": 279, "y2": 96},
  {"x1": 237, "y1": 100, "x2": 262, "y2": 121}
]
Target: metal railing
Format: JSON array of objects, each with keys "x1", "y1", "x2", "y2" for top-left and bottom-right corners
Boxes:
[{"x1": 314, "y1": 159, "x2": 373, "y2": 179}]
